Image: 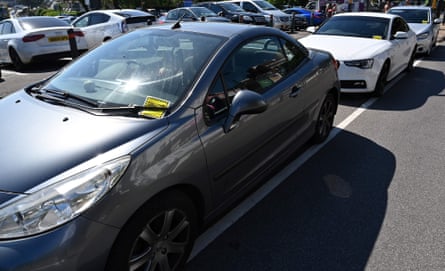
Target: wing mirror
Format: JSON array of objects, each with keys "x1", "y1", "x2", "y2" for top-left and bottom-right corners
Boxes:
[
  {"x1": 224, "y1": 90, "x2": 267, "y2": 133},
  {"x1": 393, "y1": 31, "x2": 408, "y2": 39}
]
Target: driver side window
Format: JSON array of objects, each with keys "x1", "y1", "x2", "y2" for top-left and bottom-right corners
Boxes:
[{"x1": 204, "y1": 36, "x2": 307, "y2": 125}]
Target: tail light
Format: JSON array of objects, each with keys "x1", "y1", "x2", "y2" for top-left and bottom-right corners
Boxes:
[
  {"x1": 68, "y1": 30, "x2": 85, "y2": 39},
  {"x1": 22, "y1": 34, "x2": 45, "y2": 42}
]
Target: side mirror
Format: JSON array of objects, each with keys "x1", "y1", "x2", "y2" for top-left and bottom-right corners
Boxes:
[
  {"x1": 393, "y1": 31, "x2": 408, "y2": 39},
  {"x1": 433, "y1": 18, "x2": 441, "y2": 24},
  {"x1": 224, "y1": 90, "x2": 267, "y2": 133}
]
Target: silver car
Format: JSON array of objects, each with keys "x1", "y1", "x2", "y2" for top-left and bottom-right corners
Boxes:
[
  {"x1": 389, "y1": 6, "x2": 441, "y2": 56},
  {"x1": 0, "y1": 22, "x2": 339, "y2": 271}
]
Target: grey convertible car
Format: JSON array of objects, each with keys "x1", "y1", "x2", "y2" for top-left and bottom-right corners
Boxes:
[{"x1": 0, "y1": 22, "x2": 340, "y2": 271}]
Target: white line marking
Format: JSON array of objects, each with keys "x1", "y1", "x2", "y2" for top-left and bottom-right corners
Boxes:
[{"x1": 189, "y1": 61, "x2": 420, "y2": 261}]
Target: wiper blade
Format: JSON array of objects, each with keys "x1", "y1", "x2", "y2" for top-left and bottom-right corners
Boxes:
[
  {"x1": 42, "y1": 88, "x2": 99, "y2": 107},
  {"x1": 97, "y1": 105, "x2": 170, "y2": 118}
]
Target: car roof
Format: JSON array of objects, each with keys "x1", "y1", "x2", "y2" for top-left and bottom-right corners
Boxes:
[
  {"x1": 389, "y1": 5, "x2": 432, "y2": 10},
  {"x1": 334, "y1": 11, "x2": 399, "y2": 19},
  {"x1": 152, "y1": 21, "x2": 281, "y2": 38}
]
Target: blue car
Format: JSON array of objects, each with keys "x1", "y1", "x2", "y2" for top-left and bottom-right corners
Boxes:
[{"x1": 284, "y1": 7, "x2": 326, "y2": 26}]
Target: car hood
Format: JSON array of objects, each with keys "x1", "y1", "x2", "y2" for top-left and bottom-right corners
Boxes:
[
  {"x1": 299, "y1": 34, "x2": 389, "y2": 60},
  {"x1": 0, "y1": 90, "x2": 168, "y2": 197},
  {"x1": 408, "y1": 23, "x2": 431, "y2": 34}
]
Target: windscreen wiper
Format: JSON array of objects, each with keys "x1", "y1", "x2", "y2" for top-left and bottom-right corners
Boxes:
[
  {"x1": 41, "y1": 88, "x2": 99, "y2": 108},
  {"x1": 96, "y1": 105, "x2": 171, "y2": 118}
]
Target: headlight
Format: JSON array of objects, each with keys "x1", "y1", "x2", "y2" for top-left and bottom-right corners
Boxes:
[
  {"x1": 344, "y1": 58, "x2": 374, "y2": 69},
  {"x1": 416, "y1": 32, "x2": 429, "y2": 40},
  {"x1": 0, "y1": 156, "x2": 131, "y2": 239}
]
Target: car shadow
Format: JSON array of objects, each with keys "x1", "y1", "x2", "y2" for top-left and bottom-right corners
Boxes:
[
  {"x1": 186, "y1": 130, "x2": 395, "y2": 270},
  {"x1": 1, "y1": 59, "x2": 71, "y2": 73}
]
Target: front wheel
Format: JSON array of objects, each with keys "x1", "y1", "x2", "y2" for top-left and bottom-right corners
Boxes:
[
  {"x1": 106, "y1": 190, "x2": 198, "y2": 271},
  {"x1": 373, "y1": 62, "x2": 389, "y2": 97},
  {"x1": 313, "y1": 93, "x2": 337, "y2": 143}
]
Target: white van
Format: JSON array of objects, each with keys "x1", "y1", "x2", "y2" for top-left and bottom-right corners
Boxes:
[{"x1": 221, "y1": 0, "x2": 291, "y2": 30}]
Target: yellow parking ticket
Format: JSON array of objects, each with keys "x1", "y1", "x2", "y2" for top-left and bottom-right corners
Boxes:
[
  {"x1": 139, "y1": 96, "x2": 170, "y2": 118},
  {"x1": 372, "y1": 35, "x2": 382, "y2": 40}
]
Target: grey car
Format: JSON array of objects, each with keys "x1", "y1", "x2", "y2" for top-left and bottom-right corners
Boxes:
[{"x1": 0, "y1": 22, "x2": 339, "y2": 271}]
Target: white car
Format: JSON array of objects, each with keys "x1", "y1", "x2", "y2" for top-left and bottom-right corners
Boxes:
[
  {"x1": 0, "y1": 16, "x2": 88, "y2": 70},
  {"x1": 300, "y1": 12, "x2": 417, "y2": 96},
  {"x1": 71, "y1": 9, "x2": 156, "y2": 49},
  {"x1": 388, "y1": 6, "x2": 441, "y2": 56}
]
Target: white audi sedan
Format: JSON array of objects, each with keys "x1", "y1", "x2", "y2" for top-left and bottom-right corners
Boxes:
[
  {"x1": 71, "y1": 9, "x2": 156, "y2": 49},
  {"x1": 388, "y1": 6, "x2": 441, "y2": 56},
  {"x1": 300, "y1": 12, "x2": 417, "y2": 96},
  {"x1": 0, "y1": 16, "x2": 88, "y2": 71}
]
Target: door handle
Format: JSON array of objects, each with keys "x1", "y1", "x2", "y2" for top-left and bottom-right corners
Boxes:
[{"x1": 290, "y1": 86, "x2": 301, "y2": 97}]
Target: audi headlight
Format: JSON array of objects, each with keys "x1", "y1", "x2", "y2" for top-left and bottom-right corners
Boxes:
[
  {"x1": 416, "y1": 32, "x2": 429, "y2": 40},
  {"x1": 243, "y1": 15, "x2": 253, "y2": 22},
  {"x1": 344, "y1": 58, "x2": 374, "y2": 69},
  {"x1": 0, "y1": 156, "x2": 131, "y2": 239}
]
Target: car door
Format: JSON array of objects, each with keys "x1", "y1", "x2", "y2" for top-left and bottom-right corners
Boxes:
[
  {"x1": 73, "y1": 13, "x2": 111, "y2": 48},
  {"x1": 0, "y1": 21, "x2": 14, "y2": 62},
  {"x1": 195, "y1": 35, "x2": 314, "y2": 205},
  {"x1": 389, "y1": 17, "x2": 412, "y2": 76}
]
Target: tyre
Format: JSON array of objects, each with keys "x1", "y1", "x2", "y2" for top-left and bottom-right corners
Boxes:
[
  {"x1": 106, "y1": 190, "x2": 198, "y2": 271},
  {"x1": 313, "y1": 92, "x2": 336, "y2": 143},
  {"x1": 9, "y1": 48, "x2": 24, "y2": 71},
  {"x1": 373, "y1": 61, "x2": 389, "y2": 97},
  {"x1": 406, "y1": 48, "x2": 416, "y2": 72}
]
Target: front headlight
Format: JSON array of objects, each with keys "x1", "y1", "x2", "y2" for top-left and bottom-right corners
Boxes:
[
  {"x1": 416, "y1": 32, "x2": 429, "y2": 40},
  {"x1": 344, "y1": 58, "x2": 374, "y2": 69},
  {"x1": 0, "y1": 156, "x2": 131, "y2": 239}
]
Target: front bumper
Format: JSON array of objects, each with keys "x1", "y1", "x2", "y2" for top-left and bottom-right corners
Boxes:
[
  {"x1": 338, "y1": 62, "x2": 380, "y2": 93},
  {"x1": 0, "y1": 216, "x2": 119, "y2": 271}
]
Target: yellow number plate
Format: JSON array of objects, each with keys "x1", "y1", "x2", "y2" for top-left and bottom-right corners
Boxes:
[{"x1": 48, "y1": 36, "x2": 69, "y2": 42}]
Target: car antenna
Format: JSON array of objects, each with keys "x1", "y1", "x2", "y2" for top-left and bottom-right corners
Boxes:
[{"x1": 171, "y1": 14, "x2": 185, "y2": 29}]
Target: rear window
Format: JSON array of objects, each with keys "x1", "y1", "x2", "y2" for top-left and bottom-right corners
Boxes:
[
  {"x1": 114, "y1": 10, "x2": 153, "y2": 18},
  {"x1": 19, "y1": 17, "x2": 69, "y2": 30}
]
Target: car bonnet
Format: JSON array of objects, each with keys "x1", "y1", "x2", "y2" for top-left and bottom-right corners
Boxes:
[
  {"x1": 0, "y1": 90, "x2": 168, "y2": 199},
  {"x1": 299, "y1": 34, "x2": 389, "y2": 60}
]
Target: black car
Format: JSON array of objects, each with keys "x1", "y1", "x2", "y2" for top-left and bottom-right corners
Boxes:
[{"x1": 195, "y1": 1, "x2": 267, "y2": 25}]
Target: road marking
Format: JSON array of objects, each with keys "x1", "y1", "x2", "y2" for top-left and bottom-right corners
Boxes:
[
  {"x1": 189, "y1": 60, "x2": 421, "y2": 260},
  {"x1": 1, "y1": 69, "x2": 27, "y2": 76}
]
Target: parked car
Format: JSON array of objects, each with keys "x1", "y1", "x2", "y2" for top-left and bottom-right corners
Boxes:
[
  {"x1": 0, "y1": 22, "x2": 339, "y2": 271},
  {"x1": 388, "y1": 6, "x2": 441, "y2": 56},
  {"x1": 194, "y1": 1, "x2": 267, "y2": 25},
  {"x1": 163, "y1": 7, "x2": 231, "y2": 23},
  {"x1": 283, "y1": 7, "x2": 325, "y2": 26},
  {"x1": 71, "y1": 9, "x2": 156, "y2": 49},
  {"x1": 0, "y1": 16, "x2": 88, "y2": 70},
  {"x1": 221, "y1": 0, "x2": 292, "y2": 30},
  {"x1": 300, "y1": 12, "x2": 417, "y2": 96}
]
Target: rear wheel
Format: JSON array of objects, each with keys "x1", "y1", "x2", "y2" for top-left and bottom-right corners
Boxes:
[
  {"x1": 106, "y1": 190, "x2": 198, "y2": 271},
  {"x1": 373, "y1": 61, "x2": 389, "y2": 97},
  {"x1": 313, "y1": 92, "x2": 336, "y2": 143}
]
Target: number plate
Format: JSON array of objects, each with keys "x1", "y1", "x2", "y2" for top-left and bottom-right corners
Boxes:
[{"x1": 48, "y1": 36, "x2": 68, "y2": 42}]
